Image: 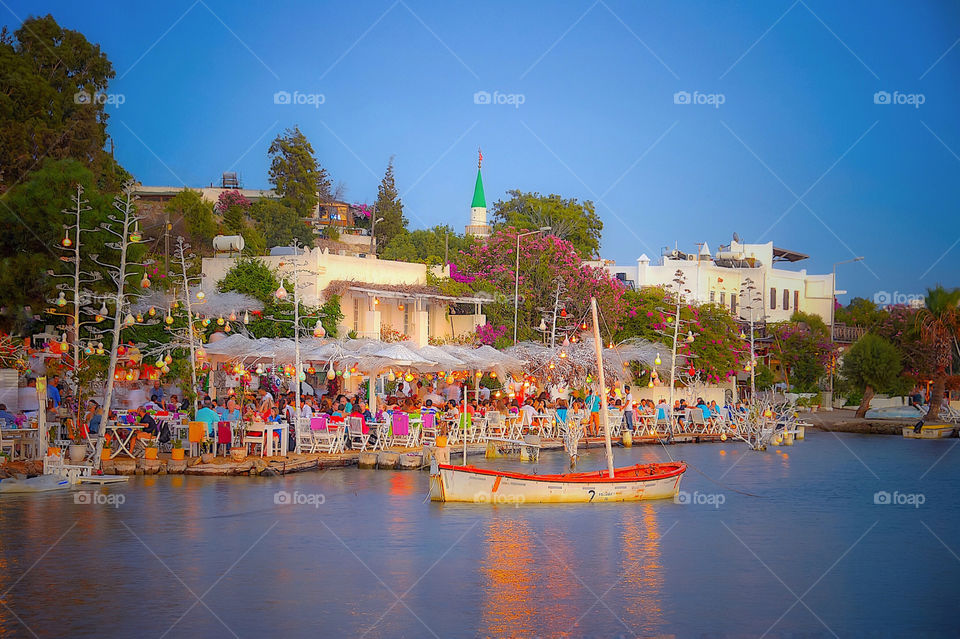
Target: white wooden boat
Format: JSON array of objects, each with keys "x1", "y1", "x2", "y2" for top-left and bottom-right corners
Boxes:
[
  {"x1": 902, "y1": 424, "x2": 955, "y2": 439},
  {"x1": 430, "y1": 461, "x2": 686, "y2": 503}
]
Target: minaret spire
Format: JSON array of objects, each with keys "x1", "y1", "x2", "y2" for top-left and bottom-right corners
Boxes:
[{"x1": 466, "y1": 149, "x2": 490, "y2": 238}]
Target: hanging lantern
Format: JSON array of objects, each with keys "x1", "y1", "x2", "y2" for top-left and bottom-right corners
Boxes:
[
  {"x1": 96, "y1": 342, "x2": 105, "y2": 355},
  {"x1": 61, "y1": 230, "x2": 72, "y2": 248},
  {"x1": 202, "y1": 317, "x2": 210, "y2": 327},
  {"x1": 96, "y1": 313, "x2": 105, "y2": 323},
  {"x1": 125, "y1": 371, "x2": 134, "y2": 381},
  {"x1": 558, "y1": 351, "x2": 566, "y2": 360},
  {"x1": 196, "y1": 290, "x2": 205, "y2": 300},
  {"x1": 313, "y1": 325, "x2": 324, "y2": 338},
  {"x1": 256, "y1": 364, "x2": 264, "y2": 375},
  {"x1": 136, "y1": 313, "x2": 144, "y2": 323},
  {"x1": 228, "y1": 311, "x2": 237, "y2": 322},
  {"x1": 343, "y1": 370, "x2": 351, "y2": 380},
  {"x1": 224, "y1": 322, "x2": 232, "y2": 333},
  {"x1": 686, "y1": 330, "x2": 695, "y2": 343},
  {"x1": 327, "y1": 365, "x2": 335, "y2": 380},
  {"x1": 164, "y1": 354, "x2": 172, "y2": 365},
  {"x1": 404, "y1": 373, "x2": 415, "y2": 382},
  {"x1": 275, "y1": 284, "x2": 288, "y2": 300},
  {"x1": 196, "y1": 348, "x2": 205, "y2": 358},
  {"x1": 387, "y1": 370, "x2": 396, "y2": 382},
  {"x1": 129, "y1": 223, "x2": 142, "y2": 243},
  {"x1": 307, "y1": 366, "x2": 316, "y2": 374},
  {"x1": 581, "y1": 322, "x2": 587, "y2": 330},
  {"x1": 148, "y1": 306, "x2": 156, "y2": 317},
  {"x1": 162, "y1": 365, "x2": 170, "y2": 374},
  {"x1": 299, "y1": 371, "x2": 306, "y2": 381},
  {"x1": 124, "y1": 313, "x2": 135, "y2": 326},
  {"x1": 562, "y1": 337, "x2": 570, "y2": 347},
  {"x1": 490, "y1": 372, "x2": 497, "y2": 379},
  {"x1": 648, "y1": 379, "x2": 654, "y2": 388},
  {"x1": 140, "y1": 275, "x2": 151, "y2": 289},
  {"x1": 56, "y1": 292, "x2": 67, "y2": 307},
  {"x1": 688, "y1": 366, "x2": 695, "y2": 376},
  {"x1": 84, "y1": 344, "x2": 93, "y2": 356},
  {"x1": 549, "y1": 361, "x2": 556, "y2": 369},
  {"x1": 475, "y1": 371, "x2": 482, "y2": 378},
  {"x1": 398, "y1": 303, "x2": 404, "y2": 311},
  {"x1": 560, "y1": 308, "x2": 567, "y2": 317},
  {"x1": 739, "y1": 331, "x2": 746, "y2": 340},
  {"x1": 243, "y1": 311, "x2": 250, "y2": 325},
  {"x1": 374, "y1": 297, "x2": 380, "y2": 306},
  {"x1": 156, "y1": 358, "x2": 164, "y2": 368},
  {"x1": 59, "y1": 333, "x2": 69, "y2": 353},
  {"x1": 217, "y1": 315, "x2": 224, "y2": 325},
  {"x1": 744, "y1": 363, "x2": 751, "y2": 371},
  {"x1": 538, "y1": 319, "x2": 547, "y2": 331},
  {"x1": 654, "y1": 354, "x2": 661, "y2": 366}
]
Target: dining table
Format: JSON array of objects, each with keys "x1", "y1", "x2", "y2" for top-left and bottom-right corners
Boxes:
[
  {"x1": 1, "y1": 426, "x2": 39, "y2": 460},
  {"x1": 105, "y1": 421, "x2": 145, "y2": 458}
]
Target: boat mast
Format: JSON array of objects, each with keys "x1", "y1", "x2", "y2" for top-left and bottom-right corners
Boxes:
[{"x1": 590, "y1": 297, "x2": 615, "y2": 478}]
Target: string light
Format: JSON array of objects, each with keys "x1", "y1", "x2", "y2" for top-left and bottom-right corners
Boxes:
[
  {"x1": 243, "y1": 311, "x2": 250, "y2": 325},
  {"x1": 228, "y1": 311, "x2": 237, "y2": 322},
  {"x1": 196, "y1": 290, "x2": 205, "y2": 300},
  {"x1": 56, "y1": 292, "x2": 67, "y2": 307},
  {"x1": 61, "y1": 230, "x2": 72, "y2": 248},
  {"x1": 275, "y1": 284, "x2": 287, "y2": 300}
]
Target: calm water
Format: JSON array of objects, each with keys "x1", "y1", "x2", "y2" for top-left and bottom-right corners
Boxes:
[{"x1": 1, "y1": 432, "x2": 958, "y2": 638}]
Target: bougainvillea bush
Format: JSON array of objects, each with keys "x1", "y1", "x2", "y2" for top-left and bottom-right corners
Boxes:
[{"x1": 448, "y1": 228, "x2": 628, "y2": 344}]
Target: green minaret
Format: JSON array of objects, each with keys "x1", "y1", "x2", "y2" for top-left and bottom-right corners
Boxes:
[{"x1": 466, "y1": 148, "x2": 490, "y2": 237}]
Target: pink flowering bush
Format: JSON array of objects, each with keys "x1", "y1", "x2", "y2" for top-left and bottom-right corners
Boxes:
[{"x1": 215, "y1": 190, "x2": 251, "y2": 214}]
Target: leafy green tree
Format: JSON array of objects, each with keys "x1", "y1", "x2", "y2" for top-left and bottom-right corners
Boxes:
[
  {"x1": 835, "y1": 297, "x2": 886, "y2": 329},
  {"x1": 492, "y1": 190, "x2": 603, "y2": 259},
  {"x1": 165, "y1": 189, "x2": 215, "y2": 246},
  {"x1": 0, "y1": 159, "x2": 114, "y2": 327},
  {"x1": 249, "y1": 200, "x2": 313, "y2": 249},
  {"x1": 916, "y1": 286, "x2": 960, "y2": 422},
  {"x1": 768, "y1": 314, "x2": 836, "y2": 392},
  {"x1": 373, "y1": 157, "x2": 407, "y2": 253},
  {"x1": 380, "y1": 225, "x2": 470, "y2": 264},
  {"x1": 0, "y1": 15, "x2": 128, "y2": 191},
  {"x1": 267, "y1": 126, "x2": 331, "y2": 216},
  {"x1": 842, "y1": 333, "x2": 903, "y2": 418}
]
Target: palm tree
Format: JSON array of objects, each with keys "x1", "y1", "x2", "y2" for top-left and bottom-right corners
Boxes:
[{"x1": 917, "y1": 285, "x2": 960, "y2": 422}]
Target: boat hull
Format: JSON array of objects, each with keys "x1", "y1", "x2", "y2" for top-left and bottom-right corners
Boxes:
[
  {"x1": 430, "y1": 462, "x2": 686, "y2": 503},
  {"x1": 902, "y1": 425, "x2": 955, "y2": 439}
]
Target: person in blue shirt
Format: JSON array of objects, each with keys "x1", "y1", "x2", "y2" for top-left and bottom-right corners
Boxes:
[
  {"x1": 0, "y1": 404, "x2": 14, "y2": 426},
  {"x1": 47, "y1": 376, "x2": 62, "y2": 408},
  {"x1": 195, "y1": 401, "x2": 220, "y2": 437},
  {"x1": 584, "y1": 391, "x2": 601, "y2": 437}
]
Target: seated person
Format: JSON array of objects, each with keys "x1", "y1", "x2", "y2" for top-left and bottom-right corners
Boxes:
[
  {"x1": 195, "y1": 401, "x2": 220, "y2": 437},
  {"x1": 137, "y1": 406, "x2": 159, "y2": 435},
  {"x1": 0, "y1": 403, "x2": 15, "y2": 426}
]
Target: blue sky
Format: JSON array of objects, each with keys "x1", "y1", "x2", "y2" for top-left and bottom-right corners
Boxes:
[{"x1": 7, "y1": 0, "x2": 960, "y2": 302}]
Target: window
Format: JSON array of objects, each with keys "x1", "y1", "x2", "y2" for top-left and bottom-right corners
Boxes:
[
  {"x1": 424, "y1": 301, "x2": 431, "y2": 337},
  {"x1": 403, "y1": 305, "x2": 410, "y2": 335},
  {"x1": 709, "y1": 290, "x2": 715, "y2": 302},
  {"x1": 783, "y1": 289, "x2": 790, "y2": 311},
  {"x1": 720, "y1": 292, "x2": 726, "y2": 306},
  {"x1": 770, "y1": 287, "x2": 777, "y2": 310},
  {"x1": 794, "y1": 290, "x2": 799, "y2": 311},
  {"x1": 731, "y1": 295, "x2": 737, "y2": 314},
  {"x1": 353, "y1": 298, "x2": 359, "y2": 332}
]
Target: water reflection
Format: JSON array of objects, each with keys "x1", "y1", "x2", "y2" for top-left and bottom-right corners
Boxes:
[
  {"x1": 619, "y1": 504, "x2": 666, "y2": 633},
  {"x1": 480, "y1": 517, "x2": 538, "y2": 637}
]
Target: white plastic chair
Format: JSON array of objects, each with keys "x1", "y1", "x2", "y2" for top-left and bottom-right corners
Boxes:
[{"x1": 347, "y1": 417, "x2": 370, "y2": 451}]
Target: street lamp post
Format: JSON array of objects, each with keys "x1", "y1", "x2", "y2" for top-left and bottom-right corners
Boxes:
[
  {"x1": 370, "y1": 215, "x2": 384, "y2": 254},
  {"x1": 828, "y1": 256, "x2": 864, "y2": 407},
  {"x1": 513, "y1": 227, "x2": 550, "y2": 344}
]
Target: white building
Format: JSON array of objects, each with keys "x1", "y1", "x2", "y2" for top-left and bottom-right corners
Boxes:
[
  {"x1": 601, "y1": 239, "x2": 835, "y2": 325},
  {"x1": 201, "y1": 247, "x2": 488, "y2": 346}
]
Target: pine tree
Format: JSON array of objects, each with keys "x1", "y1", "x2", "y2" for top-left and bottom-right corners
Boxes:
[
  {"x1": 267, "y1": 126, "x2": 332, "y2": 217},
  {"x1": 374, "y1": 157, "x2": 407, "y2": 254}
]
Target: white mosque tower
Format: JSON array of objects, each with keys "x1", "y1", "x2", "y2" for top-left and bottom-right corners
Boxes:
[{"x1": 465, "y1": 148, "x2": 491, "y2": 238}]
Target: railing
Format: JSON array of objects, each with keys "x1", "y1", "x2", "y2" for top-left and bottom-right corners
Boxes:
[{"x1": 832, "y1": 323, "x2": 865, "y2": 343}]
